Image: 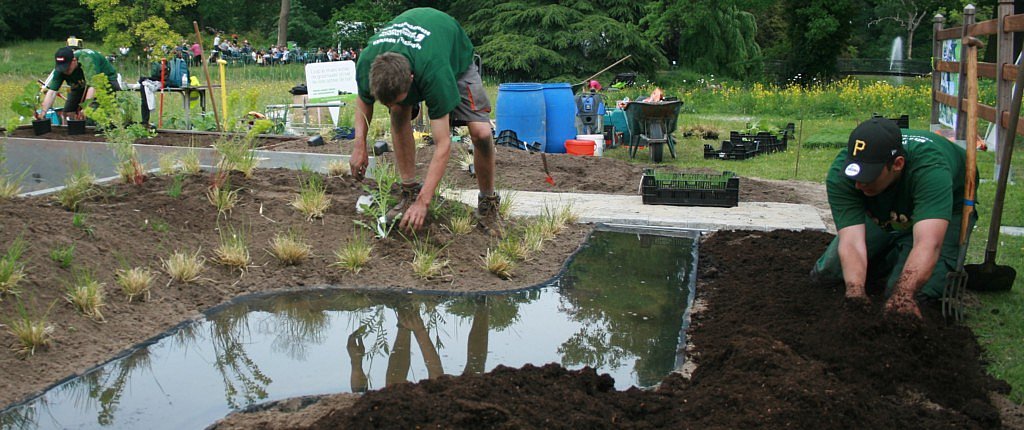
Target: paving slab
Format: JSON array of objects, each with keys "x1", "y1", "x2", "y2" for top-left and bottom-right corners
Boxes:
[{"x1": 446, "y1": 190, "x2": 828, "y2": 232}]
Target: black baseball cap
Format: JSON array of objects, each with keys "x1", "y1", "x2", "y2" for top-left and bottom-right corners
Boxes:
[
  {"x1": 843, "y1": 118, "x2": 903, "y2": 183},
  {"x1": 54, "y1": 46, "x2": 75, "y2": 74}
]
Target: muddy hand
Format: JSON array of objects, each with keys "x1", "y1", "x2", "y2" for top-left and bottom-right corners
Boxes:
[
  {"x1": 399, "y1": 200, "x2": 428, "y2": 232},
  {"x1": 884, "y1": 291, "x2": 922, "y2": 319},
  {"x1": 350, "y1": 148, "x2": 369, "y2": 180}
]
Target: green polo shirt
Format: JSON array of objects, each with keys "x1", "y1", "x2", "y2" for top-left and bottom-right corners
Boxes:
[
  {"x1": 356, "y1": 8, "x2": 474, "y2": 119},
  {"x1": 826, "y1": 129, "x2": 968, "y2": 232},
  {"x1": 45, "y1": 49, "x2": 118, "y2": 91}
]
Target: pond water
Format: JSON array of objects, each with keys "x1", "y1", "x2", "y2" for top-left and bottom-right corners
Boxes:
[{"x1": 0, "y1": 228, "x2": 697, "y2": 430}]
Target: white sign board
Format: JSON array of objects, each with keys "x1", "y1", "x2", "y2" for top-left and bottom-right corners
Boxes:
[
  {"x1": 939, "y1": 38, "x2": 961, "y2": 130},
  {"x1": 305, "y1": 61, "x2": 358, "y2": 123}
]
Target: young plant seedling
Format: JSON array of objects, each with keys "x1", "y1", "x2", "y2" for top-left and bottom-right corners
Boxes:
[
  {"x1": 72, "y1": 212, "x2": 96, "y2": 238},
  {"x1": 65, "y1": 268, "x2": 105, "y2": 321},
  {"x1": 158, "y1": 153, "x2": 178, "y2": 175},
  {"x1": 206, "y1": 173, "x2": 241, "y2": 218},
  {"x1": 4, "y1": 299, "x2": 56, "y2": 357},
  {"x1": 482, "y1": 248, "x2": 515, "y2": 280},
  {"x1": 0, "y1": 237, "x2": 29, "y2": 298},
  {"x1": 0, "y1": 143, "x2": 27, "y2": 198},
  {"x1": 497, "y1": 189, "x2": 517, "y2": 220},
  {"x1": 162, "y1": 249, "x2": 206, "y2": 283},
  {"x1": 54, "y1": 162, "x2": 96, "y2": 211},
  {"x1": 167, "y1": 174, "x2": 185, "y2": 198},
  {"x1": 326, "y1": 159, "x2": 350, "y2": 177},
  {"x1": 332, "y1": 230, "x2": 373, "y2": 274},
  {"x1": 268, "y1": 230, "x2": 311, "y2": 265},
  {"x1": 354, "y1": 159, "x2": 401, "y2": 239},
  {"x1": 292, "y1": 171, "x2": 331, "y2": 220},
  {"x1": 213, "y1": 225, "x2": 250, "y2": 271},
  {"x1": 179, "y1": 149, "x2": 202, "y2": 175},
  {"x1": 447, "y1": 206, "x2": 474, "y2": 235},
  {"x1": 116, "y1": 267, "x2": 154, "y2": 302},
  {"x1": 409, "y1": 239, "x2": 448, "y2": 280},
  {"x1": 49, "y1": 243, "x2": 75, "y2": 269},
  {"x1": 497, "y1": 233, "x2": 530, "y2": 262}
]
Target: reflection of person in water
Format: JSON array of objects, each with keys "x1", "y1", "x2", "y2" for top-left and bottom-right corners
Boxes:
[
  {"x1": 463, "y1": 296, "x2": 490, "y2": 375},
  {"x1": 346, "y1": 331, "x2": 368, "y2": 393},
  {"x1": 396, "y1": 303, "x2": 445, "y2": 379}
]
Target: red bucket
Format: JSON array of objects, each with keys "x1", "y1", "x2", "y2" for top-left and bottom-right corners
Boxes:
[{"x1": 565, "y1": 139, "x2": 595, "y2": 156}]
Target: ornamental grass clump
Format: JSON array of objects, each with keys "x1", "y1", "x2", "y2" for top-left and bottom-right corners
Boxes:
[
  {"x1": 482, "y1": 248, "x2": 515, "y2": 280},
  {"x1": 410, "y1": 241, "x2": 448, "y2": 280},
  {"x1": 332, "y1": 230, "x2": 372, "y2": 274},
  {"x1": 213, "y1": 225, "x2": 250, "y2": 270},
  {"x1": 65, "y1": 268, "x2": 105, "y2": 321},
  {"x1": 522, "y1": 222, "x2": 548, "y2": 254},
  {"x1": 292, "y1": 171, "x2": 331, "y2": 220},
  {"x1": 448, "y1": 208, "x2": 474, "y2": 235},
  {"x1": 269, "y1": 230, "x2": 311, "y2": 265},
  {"x1": 206, "y1": 173, "x2": 240, "y2": 217},
  {"x1": 116, "y1": 267, "x2": 154, "y2": 302},
  {"x1": 0, "y1": 237, "x2": 28, "y2": 298},
  {"x1": 214, "y1": 135, "x2": 260, "y2": 178},
  {"x1": 497, "y1": 190, "x2": 517, "y2": 220},
  {"x1": 163, "y1": 249, "x2": 206, "y2": 283},
  {"x1": 5, "y1": 300, "x2": 55, "y2": 357},
  {"x1": 180, "y1": 149, "x2": 202, "y2": 175},
  {"x1": 497, "y1": 234, "x2": 529, "y2": 262},
  {"x1": 157, "y1": 153, "x2": 177, "y2": 175},
  {"x1": 326, "y1": 159, "x2": 350, "y2": 177},
  {"x1": 54, "y1": 162, "x2": 95, "y2": 211}
]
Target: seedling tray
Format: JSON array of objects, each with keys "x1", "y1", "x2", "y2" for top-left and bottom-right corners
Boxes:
[{"x1": 641, "y1": 169, "x2": 739, "y2": 207}]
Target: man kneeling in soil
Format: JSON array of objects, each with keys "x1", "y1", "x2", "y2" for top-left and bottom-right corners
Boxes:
[
  {"x1": 810, "y1": 118, "x2": 974, "y2": 318},
  {"x1": 349, "y1": 7, "x2": 501, "y2": 235}
]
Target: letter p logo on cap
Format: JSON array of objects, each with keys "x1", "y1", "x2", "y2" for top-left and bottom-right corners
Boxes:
[{"x1": 852, "y1": 139, "x2": 867, "y2": 156}]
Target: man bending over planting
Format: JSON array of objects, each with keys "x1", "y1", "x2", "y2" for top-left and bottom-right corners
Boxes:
[
  {"x1": 349, "y1": 7, "x2": 502, "y2": 236},
  {"x1": 810, "y1": 117, "x2": 974, "y2": 318}
]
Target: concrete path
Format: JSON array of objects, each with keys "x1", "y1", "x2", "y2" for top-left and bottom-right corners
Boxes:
[{"x1": 447, "y1": 190, "x2": 828, "y2": 232}]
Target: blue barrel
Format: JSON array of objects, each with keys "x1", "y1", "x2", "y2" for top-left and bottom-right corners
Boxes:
[
  {"x1": 541, "y1": 83, "x2": 575, "y2": 153},
  {"x1": 496, "y1": 83, "x2": 546, "y2": 151}
]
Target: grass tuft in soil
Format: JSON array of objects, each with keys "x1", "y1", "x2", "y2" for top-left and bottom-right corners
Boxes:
[
  {"x1": 48, "y1": 243, "x2": 75, "y2": 269},
  {"x1": 64, "y1": 268, "x2": 105, "y2": 321},
  {"x1": 292, "y1": 171, "x2": 330, "y2": 220},
  {"x1": 268, "y1": 230, "x2": 311, "y2": 265},
  {"x1": 482, "y1": 248, "x2": 515, "y2": 279},
  {"x1": 54, "y1": 162, "x2": 95, "y2": 211},
  {"x1": 115, "y1": 267, "x2": 154, "y2": 302},
  {"x1": 4, "y1": 299, "x2": 55, "y2": 357},
  {"x1": 163, "y1": 249, "x2": 206, "y2": 284},
  {"x1": 213, "y1": 225, "x2": 251, "y2": 271},
  {"x1": 332, "y1": 230, "x2": 372, "y2": 274},
  {"x1": 0, "y1": 237, "x2": 28, "y2": 298},
  {"x1": 409, "y1": 239, "x2": 448, "y2": 280}
]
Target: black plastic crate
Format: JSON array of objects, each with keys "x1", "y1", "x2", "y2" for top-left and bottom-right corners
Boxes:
[{"x1": 641, "y1": 169, "x2": 740, "y2": 207}]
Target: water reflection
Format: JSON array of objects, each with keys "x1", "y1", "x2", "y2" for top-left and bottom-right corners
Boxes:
[{"x1": 0, "y1": 229, "x2": 695, "y2": 430}]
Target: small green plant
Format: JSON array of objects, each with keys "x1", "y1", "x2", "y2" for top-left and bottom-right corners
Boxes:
[
  {"x1": 49, "y1": 243, "x2": 75, "y2": 269},
  {"x1": 213, "y1": 225, "x2": 250, "y2": 270},
  {"x1": 162, "y1": 249, "x2": 206, "y2": 283},
  {"x1": 214, "y1": 135, "x2": 260, "y2": 178},
  {"x1": 558, "y1": 203, "x2": 580, "y2": 225},
  {"x1": 482, "y1": 248, "x2": 515, "y2": 280},
  {"x1": 72, "y1": 212, "x2": 95, "y2": 237},
  {"x1": 5, "y1": 299, "x2": 55, "y2": 357},
  {"x1": 206, "y1": 173, "x2": 240, "y2": 217},
  {"x1": 498, "y1": 190, "x2": 517, "y2": 219},
  {"x1": 145, "y1": 218, "x2": 170, "y2": 233},
  {"x1": 65, "y1": 268, "x2": 105, "y2": 321},
  {"x1": 292, "y1": 171, "x2": 331, "y2": 220},
  {"x1": 409, "y1": 240, "x2": 448, "y2": 280},
  {"x1": 332, "y1": 230, "x2": 372, "y2": 274},
  {"x1": 0, "y1": 237, "x2": 29, "y2": 298},
  {"x1": 9, "y1": 83, "x2": 42, "y2": 125},
  {"x1": 497, "y1": 234, "x2": 529, "y2": 262},
  {"x1": 522, "y1": 222, "x2": 548, "y2": 253},
  {"x1": 158, "y1": 153, "x2": 178, "y2": 175},
  {"x1": 54, "y1": 162, "x2": 96, "y2": 211},
  {"x1": 268, "y1": 230, "x2": 311, "y2": 265},
  {"x1": 354, "y1": 158, "x2": 401, "y2": 238},
  {"x1": 167, "y1": 174, "x2": 185, "y2": 198},
  {"x1": 180, "y1": 149, "x2": 202, "y2": 175},
  {"x1": 448, "y1": 207, "x2": 474, "y2": 235},
  {"x1": 116, "y1": 267, "x2": 154, "y2": 302},
  {"x1": 0, "y1": 143, "x2": 27, "y2": 198}
]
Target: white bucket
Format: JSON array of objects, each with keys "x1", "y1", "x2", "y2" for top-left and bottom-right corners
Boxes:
[{"x1": 576, "y1": 134, "x2": 604, "y2": 156}]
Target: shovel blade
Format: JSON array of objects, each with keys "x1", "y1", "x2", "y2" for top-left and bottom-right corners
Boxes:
[{"x1": 965, "y1": 263, "x2": 1016, "y2": 292}]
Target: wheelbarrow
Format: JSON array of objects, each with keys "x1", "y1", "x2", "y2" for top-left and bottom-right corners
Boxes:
[{"x1": 624, "y1": 100, "x2": 683, "y2": 162}]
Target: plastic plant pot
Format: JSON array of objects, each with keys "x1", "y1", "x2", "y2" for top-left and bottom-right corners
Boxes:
[
  {"x1": 67, "y1": 119, "x2": 86, "y2": 135},
  {"x1": 32, "y1": 119, "x2": 52, "y2": 136}
]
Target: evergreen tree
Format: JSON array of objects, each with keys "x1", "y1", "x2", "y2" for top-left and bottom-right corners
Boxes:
[
  {"x1": 644, "y1": 0, "x2": 762, "y2": 78},
  {"x1": 784, "y1": 0, "x2": 858, "y2": 81}
]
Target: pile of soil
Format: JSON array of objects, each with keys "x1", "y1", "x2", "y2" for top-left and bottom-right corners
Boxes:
[{"x1": 214, "y1": 231, "x2": 1019, "y2": 430}]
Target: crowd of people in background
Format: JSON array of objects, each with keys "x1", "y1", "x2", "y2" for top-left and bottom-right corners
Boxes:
[{"x1": 104, "y1": 31, "x2": 362, "y2": 68}]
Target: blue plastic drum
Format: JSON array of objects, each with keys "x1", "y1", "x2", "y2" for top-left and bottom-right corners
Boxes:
[
  {"x1": 496, "y1": 83, "x2": 546, "y2": 151},
  {"x1": 541, "y1": 83, "x2": 575, "y2": 153}
]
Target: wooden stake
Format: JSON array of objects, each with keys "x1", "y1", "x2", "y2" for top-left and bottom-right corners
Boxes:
[{"x1": 193, "y1": 21, "x2": 222, "y2": 131}]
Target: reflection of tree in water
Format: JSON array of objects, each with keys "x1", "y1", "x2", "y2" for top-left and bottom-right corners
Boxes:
[
  {"x1": 263, "y1": 295, "x2": 330, "y2": 361},
  {"x1": 0, "y1": 396, "x2": 41, "y2": 428},
  {"x1": 558, "y1": 231, "x2": 692, "y2": 386},
  {"x1": 54, "y1": 347, "x2": 153, "y2": 426},
  {"x1": 206, "y1": 304, "x2": 273, "y2": 409}
]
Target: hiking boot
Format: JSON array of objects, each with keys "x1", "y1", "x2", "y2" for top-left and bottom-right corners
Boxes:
[
  {"x1": 385, "y1": 182, "x2": 421, "y2": 225},
  {"x1": 476, "y1": 193, "x2": 505, "y2": 237}
]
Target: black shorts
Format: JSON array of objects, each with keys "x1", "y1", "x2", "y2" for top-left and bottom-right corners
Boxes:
[{"x1": 65, "y1": 78, "x2": 122, "y2": 114}]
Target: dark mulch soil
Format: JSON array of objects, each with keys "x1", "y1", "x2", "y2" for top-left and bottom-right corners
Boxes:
[{"x1": 215, "y1": 231, "x2": 1013, "y2": 430}]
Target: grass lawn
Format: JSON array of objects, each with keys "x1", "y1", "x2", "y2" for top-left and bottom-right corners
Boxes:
[{"x1": 2, "y1": 40, "x2": 1023, "y2": 404}]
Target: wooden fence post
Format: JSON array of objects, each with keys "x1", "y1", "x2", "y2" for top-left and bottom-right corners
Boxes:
[
  {"x1": 995, "y1": 0, "x2": 1015, "y2": 179},
  {"x1": 932, "y1": 14, "x2": 946, "y2": 131},
  {"x1": 957, "y1": 5, "x2": 976, "y2": 145}
]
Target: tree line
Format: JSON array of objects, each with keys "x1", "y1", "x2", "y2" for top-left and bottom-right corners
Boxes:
[{"x1": 0, "y1": 0, "x2": 995, "y2": 81}]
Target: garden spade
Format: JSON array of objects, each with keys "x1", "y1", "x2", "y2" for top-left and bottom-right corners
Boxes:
[
  {"x1": 944, "y1": 36, "x2": 983, "y2": 321},
  {"x1": 964, "y1": 51, "x2": 1024, "y2": 292},
  {"x1": 541, "y1": 153, "x2": 555, "y2": 185}
]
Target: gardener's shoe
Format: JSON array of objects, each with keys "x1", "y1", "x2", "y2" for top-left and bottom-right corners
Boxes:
[
  {"x1": 476, "y1": 193, "x2": 505, "y2": 237},
  {"x1": 385, "y1": 182, "x2": 421, "y2": 225}
]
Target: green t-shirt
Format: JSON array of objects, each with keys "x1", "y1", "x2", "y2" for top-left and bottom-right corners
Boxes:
[
  {"x1": 45, "y1": 49, "x2": 118, "y2": 91},
  {"x1": 356, "y1": 8, "x2": 474, "y2": 120},
  {"x1": 826, "y1": 129, "x2": 967, "y2": 232}
]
